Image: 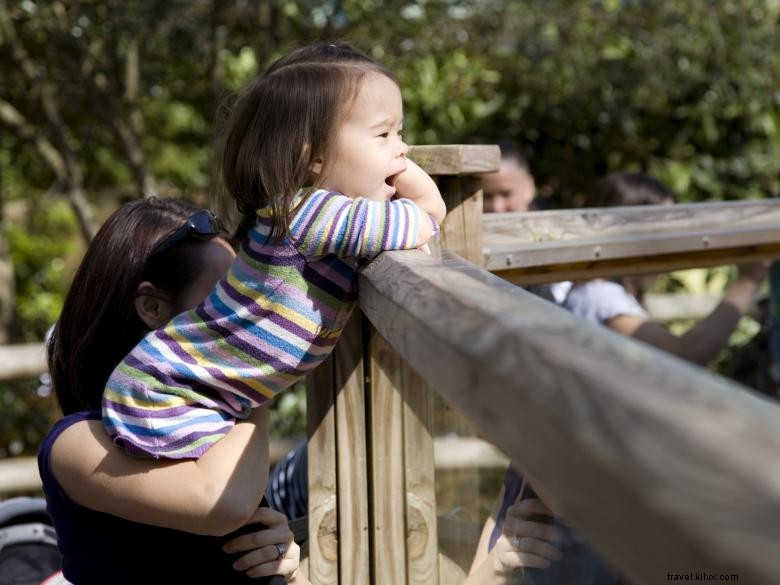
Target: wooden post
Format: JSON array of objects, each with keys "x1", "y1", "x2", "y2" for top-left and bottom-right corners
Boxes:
[{"x1": 306, "y1": 145, "x2": 499, "y2": 584}]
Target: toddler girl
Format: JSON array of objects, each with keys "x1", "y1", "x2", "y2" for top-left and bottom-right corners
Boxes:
[{"x1": 102, "y1": 42, "x2": 446, "y2": 459}]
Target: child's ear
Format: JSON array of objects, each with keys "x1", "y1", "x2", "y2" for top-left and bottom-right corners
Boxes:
[
  {"x1": 309, "y1": 157, "x2": 323, "y2": 175},
  {"x1": 134, "y1": 282, "x2": 174, "y2": 330}
]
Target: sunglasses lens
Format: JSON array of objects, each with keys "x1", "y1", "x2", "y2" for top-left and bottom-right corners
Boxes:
[{"x1": 190, "y1": 210, "x2": 220, "y2": 236}]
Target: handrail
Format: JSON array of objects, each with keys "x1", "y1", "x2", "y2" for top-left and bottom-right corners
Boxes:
[
  {"x1": 484, "y1": 199, "x2": 780, "y2": 284},
  {"x1": 359, "y1": 249, "x2": 780, "y2": 584},
  {"x1": 0, "y1": 343, "x2": 47, "y2": 381}
]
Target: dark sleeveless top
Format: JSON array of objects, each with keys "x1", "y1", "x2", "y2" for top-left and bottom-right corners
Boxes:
[{"x1": 38, "y1": 411, "x2": 278, "y2": 584}]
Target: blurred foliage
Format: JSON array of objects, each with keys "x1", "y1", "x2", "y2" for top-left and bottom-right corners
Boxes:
[
  {"x1": 7, "y1": 198, "x2": 80, "y2": 341},
  {"x1": 0, "y1": 376, "x2": 60, "y2": 458},
  {"x1": 2, "y1": 0, "x2": 779, "y2": 448}
]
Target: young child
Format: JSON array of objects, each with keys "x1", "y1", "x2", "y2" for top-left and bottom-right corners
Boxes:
[{"x1": 102, "y1": 42, "x2": 446, "y2": 459}]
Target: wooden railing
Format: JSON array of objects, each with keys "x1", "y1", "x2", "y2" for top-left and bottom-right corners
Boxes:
[
  {"x1": 3, "y1": 145, "x2": 780, "y2": 584},
  {"x1": 305, "y1": 145, "x2": 780, "y2": 585}
]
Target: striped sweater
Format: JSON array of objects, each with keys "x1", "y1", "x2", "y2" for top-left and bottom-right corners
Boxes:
[{"x1": 103, "y1": 189, "x2": 434, "y2": 459}]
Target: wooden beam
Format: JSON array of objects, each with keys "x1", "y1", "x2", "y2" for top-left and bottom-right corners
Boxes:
[
  {"x1": 483, "y1": 200, "x2": 780, "y2": 283},
  {"x1": 359, "y1": 249, "x2": 780, "y2": 585},
  {"x1": 408, "y1": 145, "x2": 499, "y2": 176},
  {"x1": 307, "y1": 355, "x2": 339, "y2": 585},
  {"x1": 334, "y1": 314, "x2": 370, "y2": 585},
  {"x1": 0, "y1": 343, "x2": 47, "y2": 381},
  {"x1": 483, "y1": 199, "x2": 780, "y2": 244}
]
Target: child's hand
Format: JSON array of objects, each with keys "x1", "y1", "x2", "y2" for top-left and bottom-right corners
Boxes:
[
  {"x1": 491, "y1": 498, "x2": 564, "y2": 576},
  {"x1": 396, "y1": 159, "x2": 446, "y2": 223}
]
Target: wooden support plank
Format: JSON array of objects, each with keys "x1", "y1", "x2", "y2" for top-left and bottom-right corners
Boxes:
[
  {"x1": 0, "y1": 343, "x2": 46, "y2": 381},
  {"x1": 438, "y1": 176, "x2": 484, "y2": 266},
  {"x1": 359, "y1": 249, "x2": 780, "y2": 585},
  {"x1": 401, "y1": 360, "x2": 439, "y2": 585},
  {"x1": 368, "y1": 328, "x2": 408, "y2": 585},
  {"x1": 494, "y1": 242, "x2": 780, "y2": 286},
  {"x1": 483, "y1": 199, "x2": 780, "y2": 245},
  {"x1": 334, "y1": 313, "x2": 370, "y2": 585},
  {"x1": 408, "y1": 145, "x2": 500, "y2": 176},
  {"x1": 307, "y1": 356, "x2": 339, "y2": 585},
  {"x1": 483, "y1": 199, "x2": 780, "y2": 284}
]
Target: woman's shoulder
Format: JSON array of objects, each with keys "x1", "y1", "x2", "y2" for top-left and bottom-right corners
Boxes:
[{"x1": 39, "y1": 411, "x2": 101, "y2": 456}]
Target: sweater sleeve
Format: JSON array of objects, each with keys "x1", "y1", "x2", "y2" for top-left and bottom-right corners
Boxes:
[{"x1": 289, "y1": 190, "x2": 435, "y2": 258}]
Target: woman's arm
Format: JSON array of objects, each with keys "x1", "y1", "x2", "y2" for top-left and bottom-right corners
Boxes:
[
  {"x1": 608, "y1": 263, "x2": 767, "y2": 366},
  {"x1": 51, "y1": 407, "x2": 270, "y2": 536}
]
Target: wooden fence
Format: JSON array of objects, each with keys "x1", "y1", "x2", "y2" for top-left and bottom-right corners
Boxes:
[
  {"x1": 304, "y1": 145, "x2": 780, "y2": 585},
  {"x1": 3, "y1": 145, "x2": 780, "y2": 584}
]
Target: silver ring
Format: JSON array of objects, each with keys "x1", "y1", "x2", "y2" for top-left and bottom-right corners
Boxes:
[
  {"x1": 275, "y1": 542, "x2": 287, "y2": 560},
  {"x1": 510, "y1": 536, "x2": 521, "y2": 548}
]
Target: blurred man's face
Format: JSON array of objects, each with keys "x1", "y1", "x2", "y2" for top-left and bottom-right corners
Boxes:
[{"x1": 482, "y1": 158, "x2": 536, "y2": 213}]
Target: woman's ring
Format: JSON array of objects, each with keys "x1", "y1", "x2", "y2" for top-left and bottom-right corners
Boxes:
[
  {"x1": 510, "y1": 536, "x2": 521, "y2": 548},
  {"x1": 275, "y1": 543, "x2": 287, "y2": 560}
]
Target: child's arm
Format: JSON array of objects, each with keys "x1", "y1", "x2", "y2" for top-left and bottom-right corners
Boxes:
[
  {"x1": 52, "y1": 407, "x2": 270, "y2": 536},
  {"x1": 395, "y1": 159, "x2": 447, "y2": 224}
]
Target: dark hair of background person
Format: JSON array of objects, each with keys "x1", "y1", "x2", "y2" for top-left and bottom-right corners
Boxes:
[
  {"x1": 495, "y1": 137, "x2": 532, "y2": 174},
  {"x1": 48, "y1": 198, "x2": 216, "y2": 415},
  {"x1": 590, "y1": 171, "x2": 677, "y2": 208},
  {"x1": 215, "y1": 41, "x2": 393, "y2": 243}
]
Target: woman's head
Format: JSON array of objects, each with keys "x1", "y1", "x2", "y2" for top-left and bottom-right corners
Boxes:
[
  {"x1": 218, "y1": 41, "x2": 403, "y2": 241},
  {"x1": 48, "y1": 198, "x2": 235, "y2": 414},
  {"x1": 590, "y1": 172, "x2": 677, "y2": 208}
]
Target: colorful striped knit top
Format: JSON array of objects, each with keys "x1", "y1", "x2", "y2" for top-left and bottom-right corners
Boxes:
[{"x1": 102, "y1": 189, "x2": 435, "y2": 459}]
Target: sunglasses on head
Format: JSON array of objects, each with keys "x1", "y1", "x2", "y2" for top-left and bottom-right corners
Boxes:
[{"x1": 152, "y1": 209, "x2": 222, "y2": 256}]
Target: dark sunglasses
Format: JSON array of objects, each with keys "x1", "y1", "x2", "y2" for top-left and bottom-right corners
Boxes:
[{"x1": 152, "y1": 209, "x2": 222, "y2": 256}]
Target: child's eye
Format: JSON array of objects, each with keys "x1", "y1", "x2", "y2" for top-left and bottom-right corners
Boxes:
[
  {"x1": 377, "y1": 132, "x2": 389, "y2": 138},
  {"x1": 397, "y1": 129, "x2": 403, "y2": 138}
]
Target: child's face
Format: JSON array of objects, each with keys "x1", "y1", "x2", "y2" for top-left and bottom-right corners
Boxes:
[{"x1": 319, "y1": 72, "x2": 408, "y2": 201}]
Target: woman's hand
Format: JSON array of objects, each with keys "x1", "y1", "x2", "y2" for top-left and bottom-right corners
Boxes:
[
  {"x1": 491, "y1": 498, "x2": 564, "y2": 576},
  {"x1": 222, "y1": 507, "x2": 305, "y2": 582}
]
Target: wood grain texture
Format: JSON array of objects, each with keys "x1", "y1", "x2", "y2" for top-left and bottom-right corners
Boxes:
[
  {"x1": 360, "y1": 249, "x2": 780, "y2": 585},
  {"x1": 483, "y1": 200, "x2": 780, "y2": 283},
  {"x1": 333, "y1": 312, "x2": 370, "y2": 585},
  {"x1": 408, "y1": 145, "x2": 499, "y2": 176},
  {"x1": 306, "y1": 355, "x2": 339, "y2": 585},
  {"x1": 368, "y1": 328, "x2": 408, "y2": 585},
  {"x1": 438, "y1": 176, "x2": 484, "y2": 266},
  {"x1": 0, "y1": 343, "x2": 46, "y2": 380},
  {"x1": 483, "y1": 199, "x2": 780, "y2": 245},
  {"x1": 401, "y1": 348, "x2": 439, "y2": 585}
]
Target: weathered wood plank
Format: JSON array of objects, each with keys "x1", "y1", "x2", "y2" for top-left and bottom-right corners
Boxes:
[
  {"x1": 360, "y1": 249, "x2": 780, "y2": 585},
  {"x1": 409, "y1": 145, "x2": 500, "y2": 176},
  {"x1": 334, "y1": 313, "x2": 370, "y2": 585},
  {"x1": 0, "y1": 343, "x2": 46, "y2": 381},
  {"x1": 307, "y1": 356, "x2": 339, "y2": 585},
  {"x1": 368, "y1": 328, "x2": 408, "y2": 585},
  {"x1": 401, "y1": 348, "x2": 438, "y2": 585},
  {"x1": 483, "y1": 199, "x2": 780, "y2": 245},
  {"x1": 438, "y1": 176, "x2": 484, "y2": 266},
  {"x1": 483, "y1": 200, "x2": 780, "y2": 284},
  {"x1": 494, "y1": 242, "x2": 780, "y2": 285}
]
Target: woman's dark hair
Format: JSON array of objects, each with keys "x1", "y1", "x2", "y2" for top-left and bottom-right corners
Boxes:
[
  {"x1": 48, "y1": 197, "x2": 215, "y2": 414},
  {"x1": 590, "y1": 172, "x2": 677, "y2": 208},
  {"x1": 216, "y1": 41, "x2": 395, "y2": 242}
]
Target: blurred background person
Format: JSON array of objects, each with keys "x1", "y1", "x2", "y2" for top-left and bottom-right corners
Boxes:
[{"x1": 482, "y1": 141, "x2": 537, "y2": 213}]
